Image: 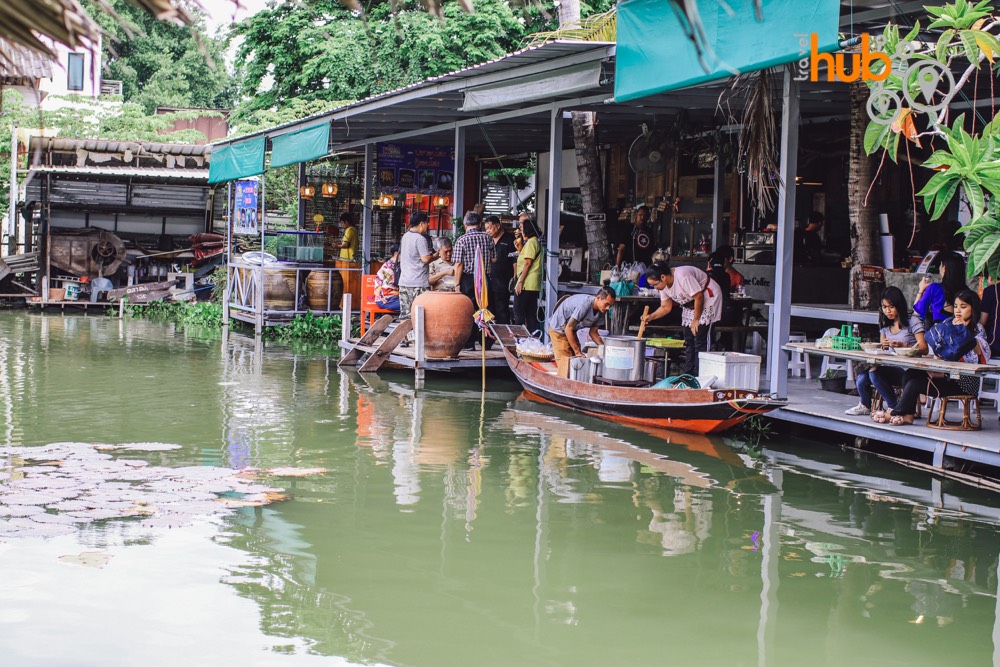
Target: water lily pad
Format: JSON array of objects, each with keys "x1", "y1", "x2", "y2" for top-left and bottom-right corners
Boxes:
[{"x1": 58, "y1": 552, "x2": 112, "y2": 568}]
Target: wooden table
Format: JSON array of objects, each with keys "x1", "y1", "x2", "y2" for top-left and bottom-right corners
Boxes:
[{"x1": 785, "y1": 342, "x2": 996, "y2": 379}]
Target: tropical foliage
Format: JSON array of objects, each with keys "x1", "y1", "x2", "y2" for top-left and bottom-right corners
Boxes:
[
  {"x1": 863, "y1": 0, "x2": 1000, "y2": 279},
  {"x1": 85, "y1": 0, "x2": 234, "y2": 114}
]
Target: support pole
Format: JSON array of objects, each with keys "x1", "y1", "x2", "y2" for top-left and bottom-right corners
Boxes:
[
  {"x1": 453, "y1": 126, "x2": 467, "y2": 225},
  {"x1": 223, "y1": 182, "x2": 231, "y2": 326},
  {"x1": 362, "y1": 143, "x2": 374, "y2": 274},
  {"x1": 256, "y1": 173, "x2": 266, "y2": 335},
  {"x1": 297, "y1": 163, "x2": 307, "y2": 229},
  {"x1": 543, "y1": 108, "x2": 563, "y2": 333},
  {"x1": 711, "y1": 157, "x2": 723, "y2": 251},
  {"x1": 414, "y1": 304, "x2": 426, "y2": 389},
  {"x1": 768, "y1": 68, "x2": 799, "y2": 398},
  {"x1": 7, "y1": 124, "x2": 17, "y2": 256}
]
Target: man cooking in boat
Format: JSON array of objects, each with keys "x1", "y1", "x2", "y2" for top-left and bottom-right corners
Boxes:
[
  {"x1": 548, "y1": 288, "x2": 617, "y2": 378},
  {"x1": 641, "y1": 260, "x2": 721, "y2": 376}
]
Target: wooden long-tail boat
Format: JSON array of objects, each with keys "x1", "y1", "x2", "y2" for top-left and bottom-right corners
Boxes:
[{"x1": 492, "y1": 324, "x2": 786, "y2": 435}]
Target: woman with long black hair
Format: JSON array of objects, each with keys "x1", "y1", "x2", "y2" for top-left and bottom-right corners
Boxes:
[
  {"x1": 848, "y1": 286, "x2": 927, "y2": 417},
  {"x1": 914, "y1": 251, "x2": 966, "y2": 325},
  {"x1": 512, "y1": 214, "x2": 543, "y2": 335},
  {"x1": 884, "y1": 289, "x2": 991, "y2": 426}
]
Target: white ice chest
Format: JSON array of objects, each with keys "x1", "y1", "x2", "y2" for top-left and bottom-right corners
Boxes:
[{"x1": 698, "y1": 352, "x2": 762, "y2": 392}]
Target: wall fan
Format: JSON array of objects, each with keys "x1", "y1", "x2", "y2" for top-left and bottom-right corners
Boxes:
[{"x1": 628, "y1": 123, "x2": 672, "y2": 175}]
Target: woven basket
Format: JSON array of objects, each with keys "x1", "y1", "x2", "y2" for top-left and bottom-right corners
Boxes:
[{"x1": 519, "y1": 352, "x2": 555, "y2": 363}]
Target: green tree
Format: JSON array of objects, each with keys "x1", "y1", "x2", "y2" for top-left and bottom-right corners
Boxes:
[
  {"x1": 86, "y1": 0, "x2": 234, "y2": 113},
  {"x1": 232, "y1": 0, "x2": 544, "y2": 115}
]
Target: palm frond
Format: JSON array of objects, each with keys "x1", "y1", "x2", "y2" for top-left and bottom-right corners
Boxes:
[
  {"x1": 719, "y1": 68, "x2": 782, "y2": 216},
  {"x1": 523, "y1": 8, "x2": 617, "y2": 48}
]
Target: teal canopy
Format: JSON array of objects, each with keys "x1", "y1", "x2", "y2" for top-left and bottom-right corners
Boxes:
[
  {"x1": 208, "y1": 136, "x2": 266, "y2": 184},
  {"x1": 615, "y1": 0, "x2": 841, "y2": 102},
  {"x1": 269, "y1": 122, "x2": 331, "y2": 169}
]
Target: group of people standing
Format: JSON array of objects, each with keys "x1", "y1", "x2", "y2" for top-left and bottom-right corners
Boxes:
[
  {"x1": 845, "y1": 251, "x2": 995, "y2": 427},
  {"x1": 371, "y1": 209, "x2": 546, "y2": 346}
]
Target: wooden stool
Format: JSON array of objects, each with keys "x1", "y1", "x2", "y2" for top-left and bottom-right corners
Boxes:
[{"x1": 926, "y1": 395, "x2": 982, "y2": 431}]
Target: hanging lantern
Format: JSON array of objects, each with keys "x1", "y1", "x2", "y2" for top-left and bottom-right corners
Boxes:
[
  {"x1": 300, "y1": 185, "x2": 316, "y2": 199},
  {"x1": 321, "y1": 183, "x2": 338, "y2": 197},
  {"x1": 378, "y1": 193, "x2": 395, "y2": 207},
  {"x1": 433, "y1": 195, "x2": 449, "y2": 209}
]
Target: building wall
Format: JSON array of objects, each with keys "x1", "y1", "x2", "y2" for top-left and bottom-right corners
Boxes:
[{"x1": 37, "y1": 39, "x2": 101, "y2": 102}]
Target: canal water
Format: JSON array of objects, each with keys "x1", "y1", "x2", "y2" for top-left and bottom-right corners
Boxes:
[{"x1": 2, "y1": 312, "x2": 1000, "y2": 666}]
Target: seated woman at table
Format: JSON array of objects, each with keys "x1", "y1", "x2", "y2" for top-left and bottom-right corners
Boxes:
[
  {"x1": 879, "y1": 289, "x2": 991, "y2": 426},
  {"x1": 848, "y1": 286, "x2": 927, "y2": 417},
  {"x1": 374, "y1": 243, "x2": 400, "y2": 311},
  {"x1": 913, "y1": 251, "x2": 966, "y2": 325}
]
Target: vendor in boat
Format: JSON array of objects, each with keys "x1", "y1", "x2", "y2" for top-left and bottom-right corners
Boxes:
[
  {"x1": 641, "y1": 260, "x2": 722, "y2": 376},
  {"x1": 548, "y1": 289, "x2": 617, "y2": 378}
]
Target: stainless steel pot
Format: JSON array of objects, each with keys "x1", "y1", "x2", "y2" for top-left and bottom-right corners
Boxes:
[{"x1": 601, "y1": 336, "x2": 646, "y2": 383}]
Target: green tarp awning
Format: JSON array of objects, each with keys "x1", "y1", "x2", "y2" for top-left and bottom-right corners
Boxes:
[
  {"x1": 269, "y1": 122, "x2": 331, "y2": 169},
  {"x1": 615, "y1": 0, "x2": 841, "y2": 102},
  {"x1": 208, "y1": 136, "x2": 266, "y2": 184}
]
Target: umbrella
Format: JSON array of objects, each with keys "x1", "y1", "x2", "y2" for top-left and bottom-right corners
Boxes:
[{"x1": 472, "y1": 247, "x2": 494, "y2": 390}]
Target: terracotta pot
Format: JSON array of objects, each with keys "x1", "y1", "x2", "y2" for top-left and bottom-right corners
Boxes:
[
  {"x1": 263, "y1": 269, "x2": 299, "y2": 311},
  {"x1": 306, "y1": 270, "x2": 344, "y2": 311},
  {"x1": 411, "y1": 290, "x2": 474, "y2": 358}
]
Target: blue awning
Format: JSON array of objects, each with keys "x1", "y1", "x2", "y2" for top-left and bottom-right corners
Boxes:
[{"x1": 615, "y1": 0, "x2": 841, "y2": 102}]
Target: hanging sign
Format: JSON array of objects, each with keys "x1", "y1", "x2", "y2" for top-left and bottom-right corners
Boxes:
[
  {"x1": 376, "y1": 143, "x2": 455, "y2": 194},
  {"x1": 234, "y1": 180, "x2": 259, "y2": 235}
]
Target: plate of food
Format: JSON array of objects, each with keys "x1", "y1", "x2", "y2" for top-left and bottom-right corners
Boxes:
[
  {"x1": 894, "y1": 346, "x2": 924, "y2": 357},
  {"x1": 860, "y1": 342, "x2": 884, "y2": 353}
]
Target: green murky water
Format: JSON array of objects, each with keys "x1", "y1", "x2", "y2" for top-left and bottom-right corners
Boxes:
[{"x1": 2, "y1": 311, "x2": 1000, "y2": 667}]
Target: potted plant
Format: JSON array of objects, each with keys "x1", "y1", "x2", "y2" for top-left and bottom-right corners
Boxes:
[{"x1": 819, "y1": 368, "x2": 848, "y2": 393}]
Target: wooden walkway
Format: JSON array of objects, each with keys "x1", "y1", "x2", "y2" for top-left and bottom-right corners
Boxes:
[
  {"x1": 338, "y1": 309, "x2": 509, "y2": 380},
  {"x1": 770, "y1": 376, "x2": 1000, "y2": 469}
]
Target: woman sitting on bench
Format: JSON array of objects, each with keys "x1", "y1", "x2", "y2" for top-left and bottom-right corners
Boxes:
[
  {"x1": 880, "y1": 289, "x2": 991, "y2": 426},
  {"x1": 848, "y1": 286, "x2": 927, "y2": 417}
]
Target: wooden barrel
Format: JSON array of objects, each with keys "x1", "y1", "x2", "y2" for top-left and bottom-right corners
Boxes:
[
  {"x1": 263, "y1": 268, "x2": 299, "y2": 311},
  {"x1": 306, "y1": 270, "x2": 344, "y2": 312}
]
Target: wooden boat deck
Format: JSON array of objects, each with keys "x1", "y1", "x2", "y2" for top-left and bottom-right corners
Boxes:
[
  {"x1": 769, "y1": 376, "x2": 1000, "y2": 468},
  {"x1": 338, "y1": 337, "x2": 508, "y2": 372}
]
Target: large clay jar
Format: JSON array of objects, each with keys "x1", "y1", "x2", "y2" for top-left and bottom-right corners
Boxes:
[
  {"x1": 263, "y1": 269, "x2": 299, "y2": 311},
  {"x1": 411, "y1": 290, "x2": 474, "y2": 358},
  {"x1": 306, "y1": 270, "x2": 344, "y2": 311}
]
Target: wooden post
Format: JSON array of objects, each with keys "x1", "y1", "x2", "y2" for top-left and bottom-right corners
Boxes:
[
  {"x1": 768, "y1": 69, "x2": 799, "y2": 398},
  {"x1": 711, "y1": 157, "x2": 723, "y2": 251},
  {"x1": 223, "y1": 182, "x2": 231, "y2": 326},
  {"x1": 414, "y1": 304, "x2": 426, "y2": 388},
  {"x1": 341, "y1": 291, "x2": 352, "y2": 344}
]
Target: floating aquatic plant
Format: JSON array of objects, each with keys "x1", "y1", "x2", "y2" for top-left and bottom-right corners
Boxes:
[{"x1": 0, "y1": 443, "x2": 326, "y2": 541}]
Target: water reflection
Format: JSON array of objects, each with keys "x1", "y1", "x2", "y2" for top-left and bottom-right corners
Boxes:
[{"x1": 2, "y1": 313, "x2": 1000, "y2": 666}]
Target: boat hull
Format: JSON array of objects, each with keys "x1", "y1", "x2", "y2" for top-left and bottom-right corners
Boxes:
[{"x1": 503, "y1": 347, "x2": 783, "y2": 435}]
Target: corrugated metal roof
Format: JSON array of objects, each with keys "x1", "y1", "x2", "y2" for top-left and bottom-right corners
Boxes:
[
  {"x1": 213, "y1": 41, "x2": 615, "y2": 147},
  {"x1": 34, "y1": 137, "x2": 211, "y2": 156},
  {"x1": 28, "y1": 165, "x2": 209, "y2": 180},
  {"x1": 0, "y1": 37, "x2": 53, "y2": 79}
]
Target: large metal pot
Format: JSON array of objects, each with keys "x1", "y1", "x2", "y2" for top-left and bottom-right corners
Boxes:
[{"x1": 601, "y1": 335, "x2": 646, "y2": 383}]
